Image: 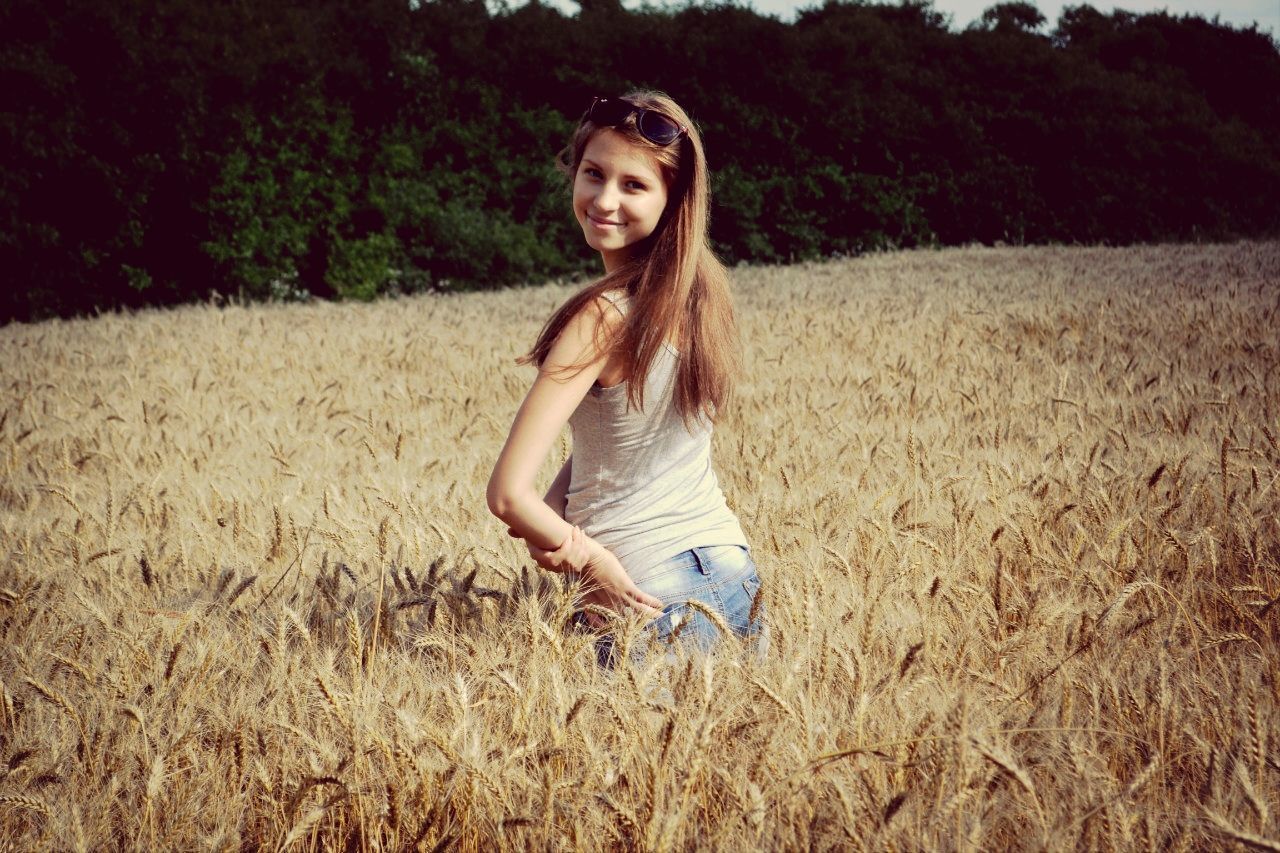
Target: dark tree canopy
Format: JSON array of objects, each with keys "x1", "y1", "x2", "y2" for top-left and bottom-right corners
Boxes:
[
  {"x1": 1, "y1": 0, "x2": 1277, "y2": 322},
  {"x1": 979, "y1": 2, "x2": 1048, "y2": 33}
]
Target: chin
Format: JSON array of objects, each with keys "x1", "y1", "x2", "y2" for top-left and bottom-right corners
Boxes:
[{"x1": 584, "y1": 233, "x2": 623, "y2": 252}]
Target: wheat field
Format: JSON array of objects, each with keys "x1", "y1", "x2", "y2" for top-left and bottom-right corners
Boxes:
[{"x1": 1, "y1": 241, "x2": 1277, "y2": 850}]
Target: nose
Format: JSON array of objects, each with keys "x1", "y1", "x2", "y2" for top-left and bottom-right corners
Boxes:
[{"x1": 593, "y1": 180, "x2": 621, "y2": 215}]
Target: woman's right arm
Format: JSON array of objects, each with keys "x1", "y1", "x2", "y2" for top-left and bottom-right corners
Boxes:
[
  {"x1": 487, "y1": 301, "x2": 661, "y2": 616},
  {"x1": 508, "y1": 455, "x2": 574, "y2": 569},
  {"x1": 507, "y1": 455, "x2": 570, "y2": 531}
]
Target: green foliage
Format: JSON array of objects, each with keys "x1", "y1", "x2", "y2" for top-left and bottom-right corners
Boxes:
[
  {"x1": 327, "y1": 234, "x2": 399, "y2": 301},
  {"x1": 201, "y1": 96, "x2": 371, "y2": 300},
  {"x1": 1, "y1": 0, "x2": 1277, "y2": 322}
]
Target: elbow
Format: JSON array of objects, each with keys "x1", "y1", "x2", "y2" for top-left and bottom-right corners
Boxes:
[{"x1": 486, "y1": 477, "x2": 517, "y2": 522}]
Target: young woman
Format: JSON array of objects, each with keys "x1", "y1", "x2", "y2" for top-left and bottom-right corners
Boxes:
[{"x1": 486, "y1": 91, "x2": 765, "y2": 667}]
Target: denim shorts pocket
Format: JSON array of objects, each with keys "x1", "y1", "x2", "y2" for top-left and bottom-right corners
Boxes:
[
  {"x1": 741, "y1": 570, "x2": 761, "y2": 611},
  {"x1": 645, "y1": 601, "x2": 693, "y2": 643},
  {"x1": 728, "y1": 568, "x2": 762, "y2": 634}
]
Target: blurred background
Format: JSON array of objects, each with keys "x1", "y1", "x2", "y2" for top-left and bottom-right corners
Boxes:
[{"x1": 2, "y1": 0, "x2": 1277, "y2": 323}]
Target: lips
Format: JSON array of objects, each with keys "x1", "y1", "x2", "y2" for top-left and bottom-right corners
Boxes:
[{"x1": 587, "y1": 212, "x2": 623, "y2": 227}]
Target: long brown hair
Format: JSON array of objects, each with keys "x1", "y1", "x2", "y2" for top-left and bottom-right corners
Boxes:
[{"x1": 516, "y1": 90, "x2": 742, "y2": 430}]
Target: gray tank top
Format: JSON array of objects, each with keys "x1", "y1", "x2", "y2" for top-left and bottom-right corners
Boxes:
[{"x1": 565, "y1": 290, "x2": 749, "y2": 584}]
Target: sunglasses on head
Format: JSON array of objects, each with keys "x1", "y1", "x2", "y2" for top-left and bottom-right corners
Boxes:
[{"x1": 583, "y1": 96, "x2": 688, "y2": 146}]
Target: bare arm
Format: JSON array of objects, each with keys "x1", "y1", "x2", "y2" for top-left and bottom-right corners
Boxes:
[
  {"x1": 505, "y1": 454, "x2": 571, "y2": 540},
  {"x1": 486, "y1": 312, "x2": 599, "y2": 551},
  {"x1": 487, "y1": 300, "x2": 660, "y2": 615},
  {"x1": 487, "y1": 297, "x2": 606, "y2": 550}
]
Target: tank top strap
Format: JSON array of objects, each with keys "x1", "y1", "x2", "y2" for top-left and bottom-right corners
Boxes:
[{"x1": 600, "y1": 289, "x2": 631, "y2": 317}]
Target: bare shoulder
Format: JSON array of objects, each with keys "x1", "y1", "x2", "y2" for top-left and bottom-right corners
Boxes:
[
  {"x1": 543, "y1": 291, "x2": 626, "y2": 372},
  {"x1": 553, "y1": 292, "x2": 628, "y2": 385},
  {"x1": 565, "y1": 291, "x2": 626, "y2": 339}
]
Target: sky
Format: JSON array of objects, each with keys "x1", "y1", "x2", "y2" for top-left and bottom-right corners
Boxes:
[
  {"x1": 532, "y1": 0, "x2": 1279, "y2": 37},
  {"x1": 753, "y1": 0, "x2": 1278, "y2": 34}
]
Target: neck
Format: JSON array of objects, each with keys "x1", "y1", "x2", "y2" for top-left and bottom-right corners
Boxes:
[
  {"x1": 601, "y1": 248, "x2": 629, "y2": 274},
  {"x1": 602, "y1": 234, "x2": 654, "y2": 274}
]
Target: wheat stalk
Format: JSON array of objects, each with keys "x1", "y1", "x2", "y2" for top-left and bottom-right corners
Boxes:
[{"x1": 1205, "y1": 811, "x2": 1280, "y2": 852}]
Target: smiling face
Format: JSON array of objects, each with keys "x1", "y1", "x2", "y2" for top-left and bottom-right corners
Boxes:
[{"x1": 572, "y1": 130, "x2": 671, "y2": 273}]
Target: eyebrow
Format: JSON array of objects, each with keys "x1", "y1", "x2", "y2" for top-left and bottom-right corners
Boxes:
[{"x1": 581, "y1": 159, "x2": 654, "y2": 183}]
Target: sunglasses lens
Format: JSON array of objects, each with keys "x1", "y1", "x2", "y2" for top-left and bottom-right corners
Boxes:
[
  {"x1": 638, "y1": 110, "x2": 681, "y2": 144},
  {"x1": 588, "y1": 98, "x2": 632, "y2": 126}
]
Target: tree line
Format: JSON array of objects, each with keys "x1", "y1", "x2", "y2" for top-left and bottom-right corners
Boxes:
[{"x1": 2, "y1": 0, "x2": 1277, "y2": 322}]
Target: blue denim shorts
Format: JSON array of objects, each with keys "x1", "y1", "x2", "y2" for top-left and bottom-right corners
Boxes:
[{"x1": 570, "y1": 544, "x2": 768, "y2": 669}]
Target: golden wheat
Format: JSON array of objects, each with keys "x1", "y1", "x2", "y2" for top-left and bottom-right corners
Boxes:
[{"x1": 0, "y1": 240, "x2": 1277, "y2": 849}]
